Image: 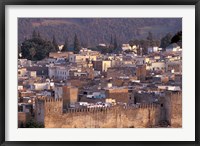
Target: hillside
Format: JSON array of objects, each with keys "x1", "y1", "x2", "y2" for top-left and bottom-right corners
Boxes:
[{"x1": 18, "y1": 18, "x2": 182, "y2": 47}]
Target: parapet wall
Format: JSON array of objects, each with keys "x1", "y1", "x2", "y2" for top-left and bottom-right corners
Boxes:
[
  {"x1": 36, "y1": 91, "x2": 182, "y2": 128},
  {"x1": 44, "y1": 101, "x2": 161, "y2": 128}
]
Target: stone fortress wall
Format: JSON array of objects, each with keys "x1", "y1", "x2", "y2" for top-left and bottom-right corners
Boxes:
[
  {"x1": 163, "y1": 92, "x2": 182, "y2": 127},
  {"x1": 35, "y1": 92, "x2": 182, "y2": 128}
]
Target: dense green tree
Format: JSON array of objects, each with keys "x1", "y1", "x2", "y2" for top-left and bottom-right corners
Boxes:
[
  {"x1": 96, "y1": 45, "x2": 112, "y2": 54},
  {"x1": 52, "y1": 35, "x2": 59, "y2": 51},
  {"x1": 21, "y1": 35, "x2": 56, "y2": 60},
  {"x1": 113, "y1": 35, "x2": 118, "y2": 50},
  {"x1": 147, "y1": 31, "x2": 154, "y2": 47},
  {"x1": 139, "y1": 39, "x2": 149, "y2": 55},
  {"x1": 160, "y1": 33, "x2": 172, "y2": 50},
  {"x1": 133, "y1": 39, "x2": 140, "y2": 46},
  {"x1": 128, "y1": 40, "x2": 134, "y2": 49},
  {"x1": 44, "y1": 41, "x2": 56, "y2": 53},
  {"x1": 29, "y1": 47, "x2": 36, "y2": 59},
  {"x1": 62, "y1": 37, "x2": 69, "y2": 52},
  {"x1": 108, "y1": 34, "x2": 114, "y2": 50},
  {"x1": 171, "y1": 31, "x2": 182, "y2": 44},
  {"x1": 18, "y1": 44, "x2": 21, "y2": 53},
  {"x1": 74, "y1": 33, "x2": 81, "y2": 54}
]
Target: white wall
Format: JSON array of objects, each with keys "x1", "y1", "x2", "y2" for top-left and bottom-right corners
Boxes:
[
  {"x1": 32, "y1": 83, "x2": 50, "y2": 90},
  {"x1": 102, "y1": 60, "x2": 111, "y2": 72}
]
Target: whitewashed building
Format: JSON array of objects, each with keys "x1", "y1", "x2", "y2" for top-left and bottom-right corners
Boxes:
[
  {"x1": 31, "y1": 82, "x2": 50, "y2": 90},
  {"x1": 166, "y1": 43, "x2": 182, "y2": 52},
  {"x1": 69, "y1": 54, "x2": 97, "y2": 63},
  {"x1": 147, "y1": 47, "x2": 162, "y2": 53}
]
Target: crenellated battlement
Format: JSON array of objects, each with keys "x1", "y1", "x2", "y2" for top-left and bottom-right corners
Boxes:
[
  {"x1": 35, "y1": 96, "x2": 63, "y2": 105},
  {"x1": 44, "y1": 102, "x2": 162, "y2": 128},
  {"x1": 166, "y1": 91, "x2": 182, "y2": 98},
  {"x1": 136, "y1": 103, "x2": 159, "y2": 109},
  {"x1": 65, "y1": 107, "x2": 109, "y2": 113},
  {"x1": 36, "y1": 95, "x2": 47, "y2": 101},
  {"x1": 37, "y1": 95, "x2": 160, "y2": 117},
  {"x1": 38, "y1": 92, "x2": 182, "y2": 128},
  {"x1": 62, "y1": 103, "x2": 160, "y2": 114},
  {"x1": 45, "y1": 98, "x2": 63, "y2": 103},
  {"x1": 170, "y1": 92, "x2": 182, "y2": 100}
]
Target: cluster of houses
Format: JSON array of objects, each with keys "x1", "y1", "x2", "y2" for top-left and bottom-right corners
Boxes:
[{"x1": 18, "y1": 42, "x2": 182, "y2": 127}]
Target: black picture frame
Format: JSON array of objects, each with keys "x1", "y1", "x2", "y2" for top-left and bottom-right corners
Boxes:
[{"x1": 0, "y1": 0, "x2": 199, "y2": 146}]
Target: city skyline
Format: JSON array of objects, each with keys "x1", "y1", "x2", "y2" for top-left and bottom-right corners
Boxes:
[{"x1": 18, "y1": 18, "x2": 182, "y2": 128}]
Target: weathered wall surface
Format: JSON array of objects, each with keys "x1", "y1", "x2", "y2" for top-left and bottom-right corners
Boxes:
[
  {"x1": 170, "y1": 92, "x2": 182, "y2": 127},
  {"x1": 35, "y1": 99, "x2": 45, "y2": 124},
  {"x1": 35, "y1": 91, "x2": 182, "y2": 128},
  {"x1": 63, "y1": 86, "x2": 78, "y2": 108},
  {"x1": 18, "y1": 112, "x2": 31, "y2": 127},
  {"x1": 105, "y1": 89, "x2": 129, "y2": 103},
  {"x1": 159, "y1": 92, "x2": 182, "y2": 127},
  {"x1": 44, "y1": 102, "x2": 160, "y2": 128}
]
